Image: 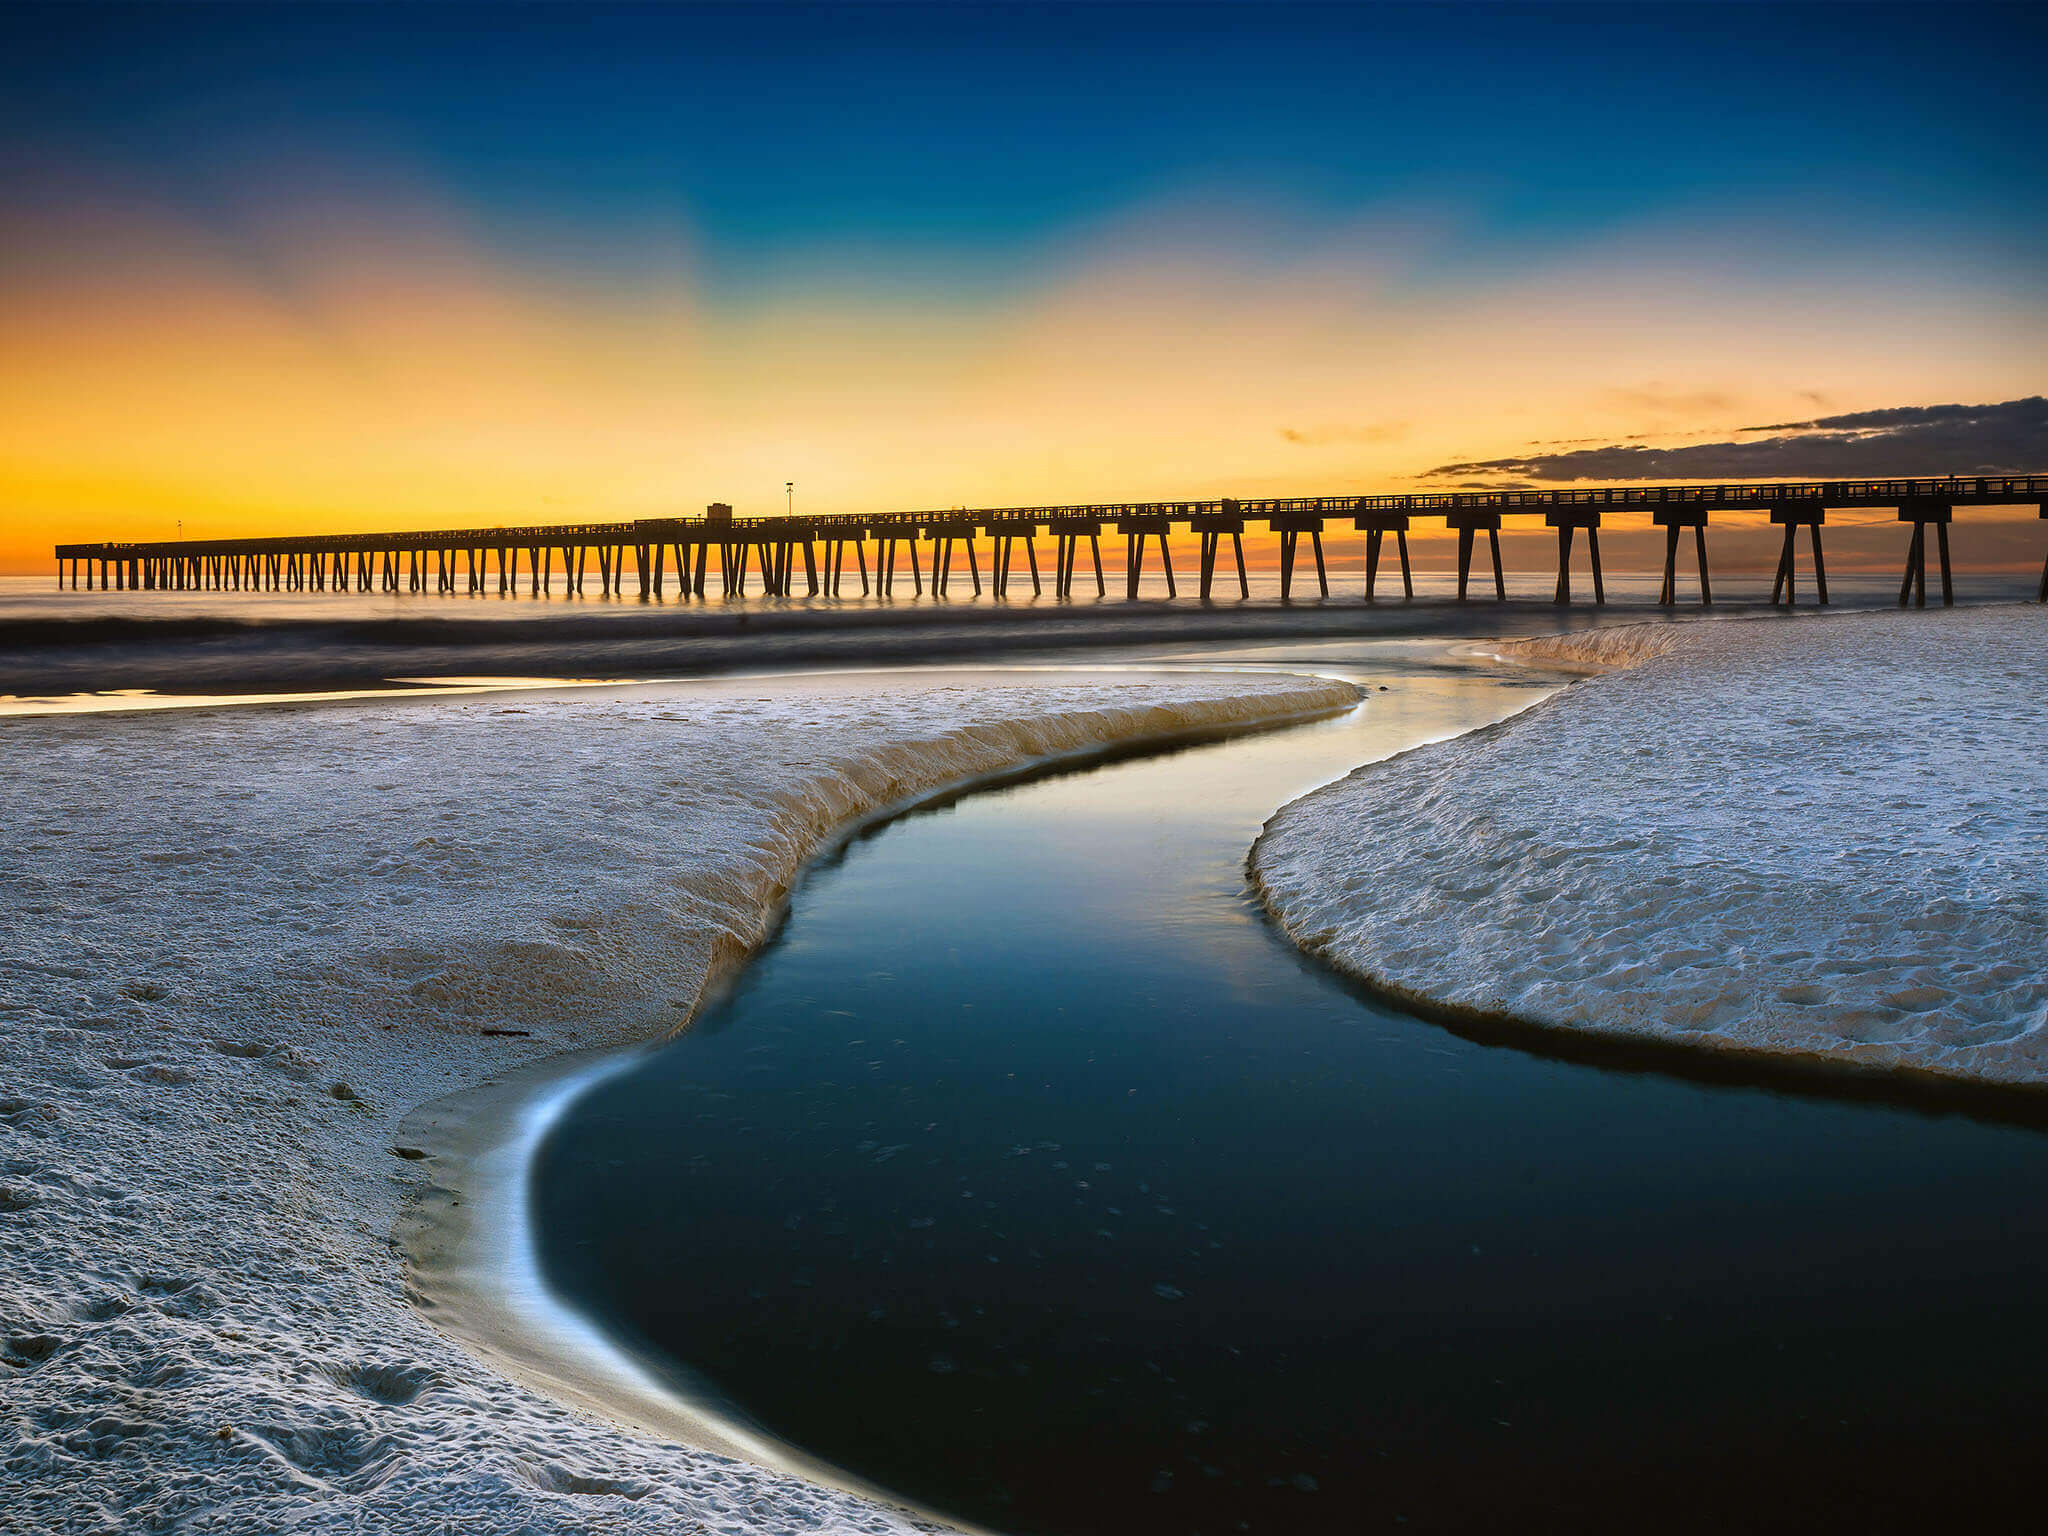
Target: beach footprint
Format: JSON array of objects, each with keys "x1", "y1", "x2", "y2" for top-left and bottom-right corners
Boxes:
[
  {"x1": 1, "y1": 1331, "x2": 65, "y2": 1372},
  {"x1": 324, "y1": 1360, "x2": 440, "y2": 1407},
  {"x1": 516, "y1": 1461, "x2": 651, "y2": 1500}
]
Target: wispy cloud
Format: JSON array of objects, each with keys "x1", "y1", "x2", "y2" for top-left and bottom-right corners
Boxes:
[
  {"x1": 1601, "y1": 385, "x2": 1739, "y2": 418},
  {"x1": 1279, "y1": 422, "x2": 1409, "y2": 447},
  {"x1": 1425, "y1": 396, "x2": 2048, "y2": 482}
]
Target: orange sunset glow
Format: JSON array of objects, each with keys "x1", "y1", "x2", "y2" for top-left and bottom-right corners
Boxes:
[{"x1": 8, "y1": 159, "x2": 2044, "y2": 574}]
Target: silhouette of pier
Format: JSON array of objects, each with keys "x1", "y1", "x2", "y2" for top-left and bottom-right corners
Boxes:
[{"x1": 53, "y1": 475, "x2": 2048, "y2": 607}]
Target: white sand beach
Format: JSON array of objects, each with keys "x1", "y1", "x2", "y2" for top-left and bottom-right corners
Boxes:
[
  {"x1": 0, "y1": 668, "x2": 1354, "y2": 1534},
  {"x1": 1254, "y1": 607, "x2": 2048, "y2": 1089}
]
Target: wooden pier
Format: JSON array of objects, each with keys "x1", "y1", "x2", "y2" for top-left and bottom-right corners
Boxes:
[{"x1": 52, "y1": 476, "x2": 2048, "y2": 607}]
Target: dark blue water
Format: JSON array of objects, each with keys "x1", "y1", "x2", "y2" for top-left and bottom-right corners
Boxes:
[{"x1": 531, "y1": 641, "x2": 2048, "y2": 1535}]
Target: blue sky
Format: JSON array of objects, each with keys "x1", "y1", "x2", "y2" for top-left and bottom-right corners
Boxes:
[{"x1": 9, "y1": 2, "x2": 2045, "y2": 290}]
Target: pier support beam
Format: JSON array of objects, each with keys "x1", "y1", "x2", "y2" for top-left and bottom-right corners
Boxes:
[
  {"x1": 1896, "y1": 500, "x2": 1954, "y2": 608},
  {"x1": 1546, "y1": 511, "x2": 1605, "y2": 606},
  {"x1": 830, "y1": 535, "x2": 869, "y2": 596},
  {"x1": 989, "y1": 527, "x2": 1039, "y2": 598},
  {"x1": 926, "y1": 524, "x2": 980, "y2": 597},
  {"x1": 1769, "y1": 502, "x2": 1828, "y2": 606},
  {"x1": 1271, "y1": 519, "x2": 1328, "y2": 601},
  {"x1": 1191, "y1": 514, "x2": 1247, "y2": 601},
  {"x1": 2038, "y1": 505, "x2": 2047, "y2": 603},
  {"x1": 1198, "y1": 531, "x2": 1218, "y2": 600},
  {"x1": 1653, "y1": 510, "x2": 1712, "y2": 605},
  {"x1": 876, "y1": 534, "x2": 923, "y2": 596},
  {"x1": 1355, "y1": 514, "x2": 1413, "y2": 601},
  {"x1": 1118, "y1": 520, "x2": 1175, "y2": 599},
  {"x1": 1446, "y1": 513, "x2": 1506, "y2": 601},
  {"x1": 1048, "y1": 523, "x2": 1107, "y2": 599}
]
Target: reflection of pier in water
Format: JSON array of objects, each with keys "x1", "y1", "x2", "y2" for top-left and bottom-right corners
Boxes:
[{"x1": 54, "y1": 474, "x2": 2048, "y2": 607}]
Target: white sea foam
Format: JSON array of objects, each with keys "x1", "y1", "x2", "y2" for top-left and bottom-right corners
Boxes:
[
  {"x1": 1253, "y1": 607, "x2": 2048, "y2": 1088},
  {"x1": 0, "y1": 667, "x2": 1353, "y2": 1533}
]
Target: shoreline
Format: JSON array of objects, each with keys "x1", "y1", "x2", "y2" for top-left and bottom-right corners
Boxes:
[
  {"x1": 0, "y1": 666, "x2": 1354, "y2": 1533},
  {"x1": 9, "y1": 583, "x2": 2019, "y2": 698},
  {"x1": 1252, "y1": 604, "x2": 2048, "y2": 1096},
  {"x1": 0, "y1": 594, "x2": 1625, "y2": 697}
]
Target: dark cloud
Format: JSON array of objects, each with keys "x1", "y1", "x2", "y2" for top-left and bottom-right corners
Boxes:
[
  {"x1": 1426, "y1": 396, "x2": 2047, "y2": 483},
  {"x1": 1743, "y1": 397, "x2": 2042, "y2": 433}
]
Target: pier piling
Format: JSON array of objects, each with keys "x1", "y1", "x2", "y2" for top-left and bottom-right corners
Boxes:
[
  {"x1": 1547, "y1": 511, "x2": 1606, "y2": 606},
  {"x1": 1896, "y1": 501, "x2": 1954, "y2": 608},
  {"x1": 1447, "y1": 513, "x2": 1506, "y2": 601},
  {"x1": 1769, "y1": 503, "x2": 1829, "y2": 606},
  {"x1": 1356, "y1": 514, "x2": 1414, "y2": 602},
  {"x1": 1654, "y1": 509, "x2": 1713, "y2": 605}
]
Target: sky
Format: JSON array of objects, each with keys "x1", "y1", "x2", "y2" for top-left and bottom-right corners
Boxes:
[{"x1": 3, "y1": 2, "x2": 2045, "y2": 571}]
